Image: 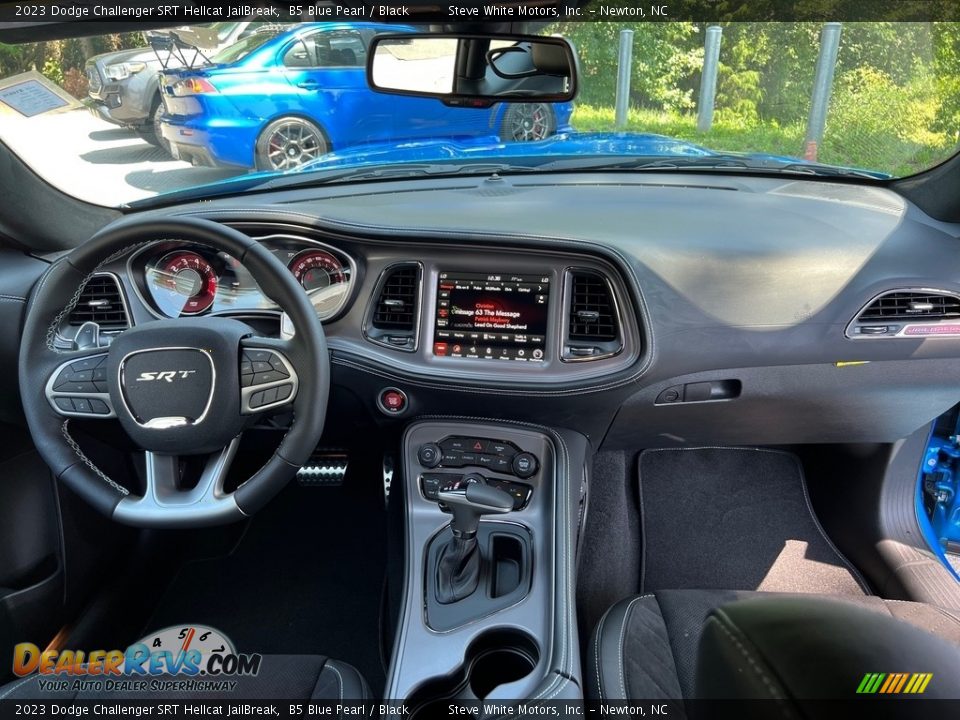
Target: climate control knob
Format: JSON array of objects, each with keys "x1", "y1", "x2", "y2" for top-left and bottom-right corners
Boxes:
[{"x1": 418, "y1": 442, "x2": 442, "y2": 468}]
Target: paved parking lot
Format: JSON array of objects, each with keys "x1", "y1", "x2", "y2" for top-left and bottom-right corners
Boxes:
[{"x1": 0, "y1": 108, "x2": 242, "y2": 206}]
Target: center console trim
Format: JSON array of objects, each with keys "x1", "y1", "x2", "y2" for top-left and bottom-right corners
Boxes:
[{"x1": 386, "y1": 417, "x2": 581, "y2": 703}]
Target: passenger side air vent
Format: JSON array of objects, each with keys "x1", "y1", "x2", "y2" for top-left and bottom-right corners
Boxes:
[
  {"x1": 563, "y1": 270, "x2": 623, "y2": 360},
  {"x1": 68, "y1": 274, "x2": 129, "y2": 332},
  {"x1": 365, "y1": 264, "x2": 421, "y2": 351},
  {"x1": 848, "y1": 289, "x2": 960, "y2": 338}
]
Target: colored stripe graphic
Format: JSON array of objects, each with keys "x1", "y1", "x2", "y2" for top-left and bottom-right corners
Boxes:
[{"x1": 856, "y1": 672, "x2": 932, "y2": 694}]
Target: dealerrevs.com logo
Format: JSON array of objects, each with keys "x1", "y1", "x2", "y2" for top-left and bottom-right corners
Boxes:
[{"x1": 13, "y1": 625, "x2": 261, "y2": 693}]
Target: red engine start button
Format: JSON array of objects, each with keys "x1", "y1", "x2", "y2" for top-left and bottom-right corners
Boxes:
[{"x1": 377, "y1": 387, "x2": 408, "y2": 415}]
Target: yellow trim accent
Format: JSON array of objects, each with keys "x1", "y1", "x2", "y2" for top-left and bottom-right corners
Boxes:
[
  {"x1": 904, "y1": 674, "x2": 919, "y2": 693},
  {"x1": 918, "y1": 674, "x2": 933, "y2": 694},
  {"x1": 834, "y1": 361, "x2": 870, "y2": 368}
]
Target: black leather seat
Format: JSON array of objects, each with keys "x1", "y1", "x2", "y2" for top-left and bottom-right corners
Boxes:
[
  {"x1": 0, "y1": 655, "x2": 368, "y2": 701},
  {"x1": 588, "y1": 589, "x2": 960, "y2": 701}
]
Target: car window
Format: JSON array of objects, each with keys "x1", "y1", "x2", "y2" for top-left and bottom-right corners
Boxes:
[
  {"x1": 210, "y1": 29, "x2": 282, "y2": 64},
  {"x1": 284, "y1": 31, "x2": 365, "y2": 69}
]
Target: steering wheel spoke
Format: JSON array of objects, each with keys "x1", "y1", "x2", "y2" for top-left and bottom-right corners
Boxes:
[
  {"x1": 239, "y1": 337, "x2": 299, "y2": 415},
  {"x1": 45, "y1": 350, "x2": 115, "y2": 419},
  {"x1": 113, "y1": 437, "x2": 243, "y2": 527}
]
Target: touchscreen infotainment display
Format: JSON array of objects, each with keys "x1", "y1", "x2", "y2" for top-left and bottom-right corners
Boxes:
[{"x1": 433, "y1": 272, "x2": 549, "y2": 362}]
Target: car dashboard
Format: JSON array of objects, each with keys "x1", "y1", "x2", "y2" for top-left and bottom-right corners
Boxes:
[{"x1": 26, "y1": 170, "x2": 960, "y2": 449}]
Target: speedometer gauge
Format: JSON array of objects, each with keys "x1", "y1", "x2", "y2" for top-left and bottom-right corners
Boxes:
[
  {"x1": 288, "y1": 249, "x2": 345, "y2": 292},
  {"x1": 148, "y1": 250, "x2": 218, "y2": 316}
]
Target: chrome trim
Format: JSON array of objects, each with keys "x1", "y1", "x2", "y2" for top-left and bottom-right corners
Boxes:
[
  {"x1": 558, "y1": 267, "x2": 626, "y2": 362},
  {"x1": 117, "y1": 347, "x2": 216, "y2": 427},
  {"x1": 362, "y1": 261, "x2": 424, "y2": 353},
  {"x1": 845, "y1": 287, "x2": 960, "y2": 339},
  {"x1": 44, "y1": 353, "x2": 115, "y2": 419},
  {"x1": 125, "y1": 233, "x2": 357, "y2": 322},
  {"x1": 239, "y1": 348, "x2": 299, "y2": 414}
]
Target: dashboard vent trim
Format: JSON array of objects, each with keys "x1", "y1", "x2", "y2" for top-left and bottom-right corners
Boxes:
[
  {"x1": 68, "y1": 273, "x2": 130, "y2": 332},
  {"x1": 562, "y1": 269, "x2": 623, "y2": 361},
  {"x1": 364, "y1": 263, "x2": 422, "y2": 352},
  {"x1": 847, "y1": 288, "x2": 960, "y2": 339}
]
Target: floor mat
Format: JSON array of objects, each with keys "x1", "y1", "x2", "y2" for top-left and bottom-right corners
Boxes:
[
  {"x1": 145, "y1": 470, "x2": 387, "y2": 693},
  {"x1": 638, "y1": 448, "x2": 870, "y2": 596}
]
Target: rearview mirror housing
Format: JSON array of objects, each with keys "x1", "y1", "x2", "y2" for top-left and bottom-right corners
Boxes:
[{"x1": 366, "y1": 33, "x2": 578, "y2": 108}]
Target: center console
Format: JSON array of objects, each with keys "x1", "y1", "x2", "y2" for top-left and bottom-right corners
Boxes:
[{"x1": 386, "y1": 420, "x2": 585, "y2": 709}]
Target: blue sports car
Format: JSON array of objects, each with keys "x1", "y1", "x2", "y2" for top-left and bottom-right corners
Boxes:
[{"x1": 158, "y1": 22, "x2": 575, "y2": 171}]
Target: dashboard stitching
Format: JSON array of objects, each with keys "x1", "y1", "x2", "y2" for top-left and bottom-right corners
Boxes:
[
  {"x1": 416, "y1": 415, "x2": 573, "y2": 702},
  {"x1": 176, "y1": 209, "x2": 656, "y2": 395}
]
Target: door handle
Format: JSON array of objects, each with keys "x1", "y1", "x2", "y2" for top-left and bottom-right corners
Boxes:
[{"x1": 297, "y1": 80, "x2": 320, "y2": 91}]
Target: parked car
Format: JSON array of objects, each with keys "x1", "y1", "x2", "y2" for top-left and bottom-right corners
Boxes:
[
  {"x1": 85, "y1": 21, "x2": 292, "y2": 149},
  {"x1": 157, "y1": 22, "x2": 575, "y2": 171}
]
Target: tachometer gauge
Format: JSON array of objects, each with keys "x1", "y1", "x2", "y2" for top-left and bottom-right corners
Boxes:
[
  {"x1": 288, "y1": 249, "x2": 346, "y2": 292},
  {"x1": 148, "y1": 250, "x2": 218, "y2": 316},
  {"x1": 287, "y1": 248, "x2": 351, "y2": 319}
]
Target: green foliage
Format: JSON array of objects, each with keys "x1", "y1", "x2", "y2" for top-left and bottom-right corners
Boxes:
[{"x1": 553, "y1": 20, "x2": 960, "y2": 175}]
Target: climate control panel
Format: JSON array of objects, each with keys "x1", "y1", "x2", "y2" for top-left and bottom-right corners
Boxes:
[{"x1": 417, "y1": 435, "x2": 539, "y2": 479}]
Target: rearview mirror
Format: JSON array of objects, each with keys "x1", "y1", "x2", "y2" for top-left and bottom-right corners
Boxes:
[{"x1": 366, "y1": 34, "x2": 577, "y2": 108}]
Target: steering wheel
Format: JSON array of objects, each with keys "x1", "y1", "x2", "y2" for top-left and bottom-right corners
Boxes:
[{"x1": 19, "y1": 217, "x2": 329, "y2": 528}]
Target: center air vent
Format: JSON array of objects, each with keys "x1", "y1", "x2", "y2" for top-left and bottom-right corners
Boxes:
[
  {"x1": 68, "y1": 274, "x2": 129, "y2": 332},
  {"x1": 563, "y1": 269, "x2": 623, "y2": 361},
  {"x1": 848, "y1": 289, "x2": 960, "y2": 338},
  {"x1": 365, "y1": 264, "x2": 421, "y2": 351},
  {"x1": 859, "y1": 292, "x2": 960, "y2": 321}
]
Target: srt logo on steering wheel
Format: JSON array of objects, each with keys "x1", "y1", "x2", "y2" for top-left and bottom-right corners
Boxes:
[{"x1": 136, "y1": 370, "x2": 198, "y2": 383}]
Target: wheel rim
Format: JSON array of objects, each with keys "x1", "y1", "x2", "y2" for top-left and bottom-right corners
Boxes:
[
  {"x1": 508, "y1": 104, "x2": 550, "y2": 142},
  {"x1": 152, "y1": 105, "x2": 165, "y2": 146},
  {"x1": 265, "y1": 121, "x2": 325, "y2": 171}
]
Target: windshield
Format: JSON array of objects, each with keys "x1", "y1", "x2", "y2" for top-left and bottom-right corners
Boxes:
[{"x1": 0, "y1": 19, "x2": 957, "y2": 206}]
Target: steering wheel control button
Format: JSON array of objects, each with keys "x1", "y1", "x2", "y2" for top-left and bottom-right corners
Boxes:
[
  {"x1": 377, "y1": 387, "x2": 408, "y2": 416},
  {"x1": 418, "y1": 442, "x2": 442, "y2": 468},
  {"x1": 239, "y1": 348, "x2": 298, "y2": 414},
  {"x1": 47, "y1": 354, "x2": 116, "y2": 418},
  {"x1": 511, "y1": 452, "x2": 539, "y2": 479},
  {"x1": 53, "y1": 354, "x2": 108, "y2": 394}
]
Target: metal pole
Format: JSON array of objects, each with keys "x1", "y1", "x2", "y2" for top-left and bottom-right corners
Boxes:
[
  {"x1": 697, "y1": 26, "x2": 722, "y2": 132},
  {"x1": 804, "y1": 22, "x2": 842, "y2": 161},
  {"x1": 614, "y1": 29, "x2": 634, "y2": 130}
]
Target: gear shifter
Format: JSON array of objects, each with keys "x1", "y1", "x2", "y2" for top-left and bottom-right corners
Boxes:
[{"x1": 435, "y1": 475, "x2": 514, "y2": 604}]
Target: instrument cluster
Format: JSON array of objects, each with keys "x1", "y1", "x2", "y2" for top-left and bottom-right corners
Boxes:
[{"x1": 130, "y1": 235, "x2": 354, "y2": 321}]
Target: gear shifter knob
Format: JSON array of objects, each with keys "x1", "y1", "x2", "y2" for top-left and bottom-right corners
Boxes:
[{"x1": 437, "y1": 477, "x2": 514, "y2": 538}]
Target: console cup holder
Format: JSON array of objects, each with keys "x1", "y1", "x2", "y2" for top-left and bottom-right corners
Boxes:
[{"x1": 407, "y1": 629, "x2": 540, "y2": 714}]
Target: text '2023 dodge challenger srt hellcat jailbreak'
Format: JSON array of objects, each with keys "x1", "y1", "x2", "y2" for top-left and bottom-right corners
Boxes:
[{"x1": 0, "y1": 1, "x2": 959, "y2": 718}]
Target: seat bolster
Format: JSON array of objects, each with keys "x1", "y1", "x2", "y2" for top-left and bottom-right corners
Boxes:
[
  {"x1": 587, "y1": 594, "x2": 683, "y2": 701},
  {"x1": 696, "y1": 595, "x2": 960, "y2": 700},
  {"x1": 312, "y1": 659, "x2": 370, "y2": 701}
]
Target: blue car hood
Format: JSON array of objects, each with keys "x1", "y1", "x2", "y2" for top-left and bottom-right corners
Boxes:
[{"x1": 293, "y1": 132, "x2": 718, "y2": 171}]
